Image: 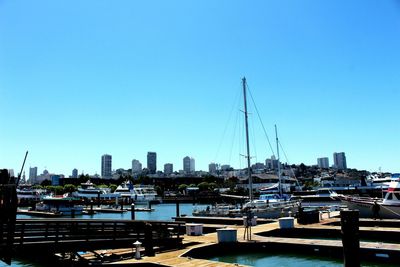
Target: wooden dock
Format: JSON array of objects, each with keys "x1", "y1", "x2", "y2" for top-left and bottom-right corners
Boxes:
[
  {"x1": 83, "y1": 207, "x2": 153, "y2": 213},
  {"x1": 100, "y1": 212, "x2": 400, "y2": 266},
  {"x1": 8, "y1": 219, "x2": 184, "y2": 260},
  {"x1": 17, "y1": 209, "x2": 62, "y2": 217}
]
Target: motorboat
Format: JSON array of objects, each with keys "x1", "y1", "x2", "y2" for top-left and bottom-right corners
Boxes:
[
  {"x1": 290, "y1": 188, "x2": 342, "y2": 207},
  {"x1": 114, "y1": 181, "x2": 160, "y2": 204},
  {"x1": 192, "y1": 204, "x2": 240, "y2": 217},
  {"x1": 340, "y1": 179, "x2": 400, "y2": 219},
  {"x1": 72, "y1": 180, "x2": 119, "y2": 200},
  {"x1": 17, "y1": 186, "x2": 46, "y2": 204},
  {"x1": 35, "y1": 195, "x2": 84, "y2": 216}
]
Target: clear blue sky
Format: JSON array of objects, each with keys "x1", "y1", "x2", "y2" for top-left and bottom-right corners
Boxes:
[{"x1": 1, "y1": 0, "x2": 400, "y2": 176}]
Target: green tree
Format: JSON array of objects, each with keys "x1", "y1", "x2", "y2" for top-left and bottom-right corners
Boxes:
[
  {"x1": 154, "y1": 185, "x2": 162, "y2": 196},
  {"x1": 203, "y1": 174, "x2": 217, "y2": 184},
  {"x1": 208, "y1": 182, "x2": 218, "y2": 190},
  {"x1": 63, "y1": 184, "x2": 76, "y2": 193},
  {"x1": 45, "y1": 185, "x2": 64, "y2": 195},
  {"x1": 41, "y1": 180, "x2": 51, "y2": 186},
  {"x1": 78, "y1": 174, "x2": 90, "y2": 184},
  {"x1": 109, "y1": 184, "x2": 117, "y2": 192},
  {"x1": 178, "y1": 184, "x2": 188, "y2": 193},
  {"x1": 198, "y1": 182, "x2": 209, "y2": 191},
  {"x1": 98, "y1": 184, "x2": 108, "y2": 188}
]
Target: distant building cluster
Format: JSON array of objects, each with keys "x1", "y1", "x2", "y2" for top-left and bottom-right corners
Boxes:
[
  {"x1": 317, "y1": 152, "x2": 347, "y2": 170},
  {"x1": 23, "y1": 150, "x2": 350, "y2": 185}
]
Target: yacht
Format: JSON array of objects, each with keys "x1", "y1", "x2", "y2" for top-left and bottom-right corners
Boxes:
[
  {"x1": 340, "y1": 178, "x2": 400, "y2": 219},
  {"x1": 114, "y1": 181, "x2": 160, "y2": 204},
  {"x1": 17, "y1": 186, "x2": 46, "y2": 204},
  {"x1": 290, "y1": 188, "x2": 341, "y2": 207},
  {"x1": 72, "y1": 180, "x2": 119, "y2": 200}
]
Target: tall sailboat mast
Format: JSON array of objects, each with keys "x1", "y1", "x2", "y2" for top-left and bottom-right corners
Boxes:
[
  {"x1": 242, "y1": 77, "x2": 253, "y2": 202},
  {"x1": 275, "y1": 125, "x2": 283, "y2": 196}
]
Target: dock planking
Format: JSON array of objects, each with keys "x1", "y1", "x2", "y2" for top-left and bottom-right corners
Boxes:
[{"x1": 111, "y1": 214, "x2": 400, "y2": 266}]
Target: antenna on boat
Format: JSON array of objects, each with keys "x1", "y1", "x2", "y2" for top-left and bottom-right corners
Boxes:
[
  {"x1": 275, "y1": 125, "x2": 283, "y2": 196},
  {"x1": 242, "y1": 77, "x2": 253, "y2": 203}
]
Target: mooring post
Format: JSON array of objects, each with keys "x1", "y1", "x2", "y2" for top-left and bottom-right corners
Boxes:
[
  {"x1": 176, "y1": 199, "x2": 180, "y2": 217},
  {"x1": 120, "y1": 202, "x2": 124, "y2": 211},
  {"x1": 131, "y1": 203, "x2": 135, "y2": 220},
  {"x1": 144, "y1": 223, "x2": 155, "y2": 256},
  {"x1": 148, "y1": 201, "x2": 152, "y2": 210},
  {"x1": 90, "y1": 200, "x2": 94, "y2": 214},
  {"x1": 341, "y1": 209, "x2": 360, "y2": 267},
  {"x1": 97, "y1": 192, "x2": 101, "y2": 207}
]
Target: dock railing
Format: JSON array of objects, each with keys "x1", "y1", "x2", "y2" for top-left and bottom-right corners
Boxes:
[{"x1": 9, "y1": 219, "x2": 184, "y2": 256}]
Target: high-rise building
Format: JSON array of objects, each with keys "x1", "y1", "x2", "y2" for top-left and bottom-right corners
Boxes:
[
  {"x1": 265, "y1": 155, "x2": 279, "y2": 170},
  {"x1": 164, "y1": 163, "x2": 173, "y2": 175},
  {"x1": 132, "y1": 159, "x2": 142, "y2": 174},
  {"x1": 252, "y1": 162, "x2": 265, "y2": 171},
  {"x1": 317, "y1": 157, "x2": 329, "y2": 169},
  {"x1": 209, "y1": 163, "x2": 217, "y2": 174},
  {"x1": 190, "y1": 158, "x2": 195, "y2": 172},
  {"x1": 29, "y1": 167, "x2": 38, "y2": 184},
  {"x1": 333, "y1": 152, "x2": 347, "y2": 170},
  {"x1": 183, "y1": 156, "x2": 195, "y2": 173},
  {"x1": 72, "y1": 168, "x2": 78, "y2": 178},
  {"x1": 101, "y1": 154, "x2": 112, "y2": 178},
  {"x1": 220, "y1": 165, "x2": 231, "y2": 171},
  {"x1": 147, "y1": 152, "x2": 157, "y2": 174}
]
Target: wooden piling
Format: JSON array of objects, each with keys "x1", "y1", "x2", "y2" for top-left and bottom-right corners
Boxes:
[
  {"x1": 90, "y1": 200, "x2": 94, "y2": 214},
  {"x1": 97, "y1": 192, "x2": 101, "y2": 207},
  {"x1": 131, "y1": 203, "x2": 135, "y2": 220},
  {"x1": 144, "y1": 223, "x2": 155, "y2": 256},
  {"x1": 341, "y1": 209, "x2": 360, "y2": 267},
  {"x1": 176, "y1": 199, "x2": 180, "y2": 218}
]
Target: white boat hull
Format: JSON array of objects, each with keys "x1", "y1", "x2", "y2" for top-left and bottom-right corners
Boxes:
[{"x1": 341, "y1": 197, "x2": 400, "y2": 219}]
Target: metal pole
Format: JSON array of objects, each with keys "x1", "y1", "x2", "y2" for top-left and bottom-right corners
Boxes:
[
  {"x1": 275, "y1": 125, "x2": 282, "y2": 196},
  {"x1": 16, "y1": 151, "x2": 28, "y2": 185},
  {"x1": 242, "y1": 77, "x2": 253, "y2": 203}
]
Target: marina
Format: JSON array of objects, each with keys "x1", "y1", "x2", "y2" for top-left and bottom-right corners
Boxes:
[{"x1": 3, "y1": 202, "x2": 400, "y2": 266}]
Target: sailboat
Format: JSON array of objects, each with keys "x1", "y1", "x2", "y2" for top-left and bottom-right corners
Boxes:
[
  {"x1": 239, "y1": 122, "x2": 300, "y2": 219},
  {"x1": 193, "y1": 77, "x2": 300, "y2": 219}
]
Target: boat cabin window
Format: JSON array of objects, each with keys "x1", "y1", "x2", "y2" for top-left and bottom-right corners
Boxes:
[
  {"x1": 394, "y1": 193, "x2": 400, "y2": 200},
  {"x1": 387, "y1": 193, "x2": 393, "y2": 200}
]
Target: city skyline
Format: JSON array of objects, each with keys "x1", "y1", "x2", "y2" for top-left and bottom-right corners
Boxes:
[
  {"x1": 20, "y1": 151, "x2": 355, "y2": 178},
  {"x1": 1, "y1": 1, "x2": 400, "y2": 175}
]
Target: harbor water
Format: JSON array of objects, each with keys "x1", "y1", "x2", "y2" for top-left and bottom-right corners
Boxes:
[
  {"x1": 16, "y1": 203, "x2": 208, "y2": 221},
  {"x1": 209, "y1": 252, "x2": 399, "y2": 267}
]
